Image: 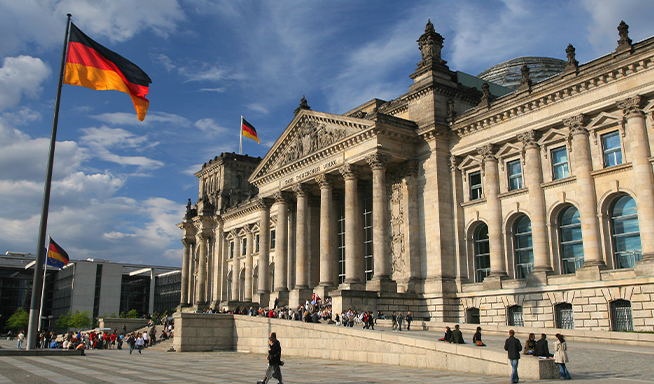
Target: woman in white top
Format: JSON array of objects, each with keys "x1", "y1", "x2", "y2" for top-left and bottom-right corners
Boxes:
[
  {"x1": 554, "y1": 333, "x2": 571, "y2": 380},
  {"x1": 135, "y1": 333, "x2": 145, "y2": 354}
]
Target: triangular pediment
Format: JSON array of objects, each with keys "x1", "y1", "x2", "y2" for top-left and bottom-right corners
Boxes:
[
  {"x1": 250, "y1": 110, "x2": 374, "y2": 182},
  {"x1": 586, "y1": 112, "x2": 621, "y2": 131},
  {"x1": 458, "y1": 154, "x2": 482, "y2": 170},
  {"x1": 538, "y1": 128, "x2": 569, "y2": 145},
  {"x1": 495, "y1": 143, "x2": 521, "y2": 159}
]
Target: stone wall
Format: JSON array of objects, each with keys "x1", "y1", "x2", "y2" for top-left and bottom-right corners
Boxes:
[
  {"x1": 173, "y1": 313, "x2": 558, "y2": 380},
  {"x1": 98, "y1": 318, "x2": 148, "y2": 333}
]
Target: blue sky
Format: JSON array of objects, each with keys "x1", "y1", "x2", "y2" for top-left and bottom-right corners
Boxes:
[{"x1": 1, "y1": 0, "x2": 654, "y2": 267}]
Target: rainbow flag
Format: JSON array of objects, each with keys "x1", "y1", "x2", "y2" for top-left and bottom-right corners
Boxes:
[{"x1": 47, "y1": 238, "x2": 70, "y2": 269}]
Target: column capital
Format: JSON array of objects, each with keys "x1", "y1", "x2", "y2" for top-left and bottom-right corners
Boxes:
[
  {"x1": 339, "y1": 163, "x2": 359, "y2": 180},
  {"x1": 563, "y1": 114, "x2": 587, "y2": 135},
  {"x1": 617, "y1": 95, "x2": 644, "y2": 119},
  {"x1": 477, "y1": 144, "x2": 497, "y2": 162},
  {"x1": 292, "y1": 182, "x2": 309, "y2": 197},
  {"x1": 517, "y1": 130, "x2": 539, "y2": 150},
  {"x1": 273, "y1": 191, "x2": 291, "y2": 204},
  {"x1": 366, "y1": 153, "x2": 391, "y2": 171},
  {"x1": 181, "y1": 238, "x2": 195, "y2": 247},
  {"x1": 315, "y1": 174, "x2": 335, "y2": 188},
  {"x1": 254, "y1": 197, "x2": 273, "y2": 210},
  {"x1": 197, "y1": 231, "x2": 212, "y2": 241}
]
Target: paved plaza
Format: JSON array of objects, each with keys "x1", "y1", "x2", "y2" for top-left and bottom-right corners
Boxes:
[{"x1": 1, "y1": 328, "x2": 653, "y2": 384}]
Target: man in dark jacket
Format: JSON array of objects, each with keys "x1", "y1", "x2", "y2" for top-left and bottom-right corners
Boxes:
[
  {"x1": 504, "y1": 330, "x2": 522, "y2": 383},
  {"x1": 450, "y1": 324, "x2": 464, "y2": 344},
  {"x1": 258, "y1": 332, "x2": 283, "y2": 384},
  {"x1": 534, "y1": 333, "x2": 553, "y2": 357}
]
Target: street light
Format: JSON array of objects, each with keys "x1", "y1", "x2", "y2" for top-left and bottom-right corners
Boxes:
[{"x1": 48, "y1": 315, "x2": 54, "y2": 331}]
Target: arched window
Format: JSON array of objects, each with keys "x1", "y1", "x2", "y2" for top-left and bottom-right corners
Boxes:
[
  {"x1": 555, "y1": 303, "x2": 574, "y2": 329},
  {"x1": 474, "y1": 224, "x2": 490, "y2": 282},
  {"x1": 611, "y1": 300, "x2": 633, "y2": 331},
  {"x1": 508, "y1": 305, "x2": 524, "y2": 327},
  {"x1": 514, "y1": 216, "x2": 533, "y2": 279},
  {"x1": 611, "y1": 195, "x2": 642, "y2": 269},
  {"x1": 559, "y1": 206, "x2": 583, "y2": 274}
]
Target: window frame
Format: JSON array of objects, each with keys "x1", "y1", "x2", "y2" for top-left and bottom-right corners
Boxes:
[
  {"x1": 507, "y1": 159, "x2": 523, "y2": 191},
  {"x1": 473, "y1": 224, "x2": 490, "y2": 283},
  {"x1": 469, "y1": 170, "x2": 483, "y2": 200},
  {"x1": 558, "y1": 205, "x2": 583, "y2": 274},
  {"x1": 513, "y1": 215, "x2": 533, "y2": 279},
  {"x1": 601, "y1": 131, "x2": 623, "y2": 168},
  {"x1": 550, "y1": 146, "x2": 569, "y2": 180}
]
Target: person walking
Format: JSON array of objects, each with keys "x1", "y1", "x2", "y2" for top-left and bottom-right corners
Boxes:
[
  {"x1": 406, "y1": 311, "x2": 412, "y2": 331},
  {"x1": 135, "y1": 333, "x2": 145, "y2": 354},
  {"x1": 397, "y1": 312, "x2": 405, "y2": 332},
  {"x1": 257, "y1": 332, "x2": 283, "y2": 384},
  {"x1": 554, "y1": 333, "x2": 571, "y2": 380},
  {"x1": 16, "y1": 330, "x2": 25, "y2": 349},
  {"x1": 391, "y1": 311, "x2": 397, "y2": 331},
  {"x1": 504, "y1": 329, "x2": 522, "y2": 383}
]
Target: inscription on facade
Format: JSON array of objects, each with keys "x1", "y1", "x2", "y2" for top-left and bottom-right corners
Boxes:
[{"x1": 283, "y1": 158, "x2": 341, "y2": 185}]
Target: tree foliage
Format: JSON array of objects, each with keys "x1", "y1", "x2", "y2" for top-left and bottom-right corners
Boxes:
[
  {"x1": 5, "y1": 307, "x2": 29, "y2": 330},
  {"x1": 55, "y1": 310, "x2": 92, "y2": 330},
  {"x1": 119, "y1": 309, "x2": 140, "y2": 319}
]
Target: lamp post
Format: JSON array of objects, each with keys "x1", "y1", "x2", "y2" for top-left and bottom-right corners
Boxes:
[{"x1": 48, "y1": 315, "x2": 54, "y2": 331}]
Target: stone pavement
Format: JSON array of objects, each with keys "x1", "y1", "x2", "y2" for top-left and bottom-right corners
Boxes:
[{"x1": 1, "y1": 328, "x2": 653, "y2": 384}]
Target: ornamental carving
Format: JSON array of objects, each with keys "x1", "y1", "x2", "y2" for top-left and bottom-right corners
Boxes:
[
  {"x1": 565, "y1": 44, "x2": 578, "y2": 71},
  {"x1": 366, "y1": 153, "x2": 392, "y2": 170},
  {"x1": 617, "y1": 20, "x2": 632, "y2": 52},
  {"x1": 274, "y1": 119, "x2": 347, "y2": 169},
  {"x1": 517, "y1": 130, "x2": 539, "y2": 149},
  {"x1": 477, "y1": 144, "x2": 496, "y2": 161},
  {"x1": 450, "y1": 155, "x2": 459, "y2": 171},
  {"x1": 563, "y1": 114, "x2": 587, "y2": 135},
  {"x1": 387, "y1": 177, "x2": 406, "y2": 275},
  {"x1": 617, "y1": 95, "x2": 643, "y2": 119},
  {"x1": 339, "y1": 163, "x2": 359, "y2": 180},
  {"x1": 315, "y1": 174, "x2": 334, "y2": 188},
  {"x1": 417, "y1": 19, "x2": 445, "y2": 66},
  {"x1": 292, "y1": 183, "x2": 309, "y2": 197},
  {"x1": 273, "y1": 191, "x2": 291, "y2": 205}
]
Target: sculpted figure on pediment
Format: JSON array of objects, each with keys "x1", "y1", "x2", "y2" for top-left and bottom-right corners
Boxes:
[{"x1": 275, "y1": 119, "x2": 348, "y2": 168}]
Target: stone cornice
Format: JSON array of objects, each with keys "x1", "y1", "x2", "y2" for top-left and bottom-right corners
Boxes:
[
  {"x1": 452, "y1": 37, "x2": 654, "y2": 138},
  {"x1": 379, "y1": 81, "x2": 480, "y2": 118}
]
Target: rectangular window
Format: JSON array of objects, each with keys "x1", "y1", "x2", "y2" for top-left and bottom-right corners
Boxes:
[
  {"x1": 229, "y1": 241, "x2": 234, "y2": 259},
  {"x1": 551, "y1": 146, "x2": 569, "y2": 180},
  {"x1": 242, "y1": 238, "x2": 247, "y2": 256},
  {"x1": 270, "y1": 230, "x2": 276, "y2": 249},
  {"x1": 602, "y1": 131, "x2": 623, "y2": 167},
  {"x1": 338, "y1": 195, "x2": 346, "y2": 284},
  {"x1": 255, "y1": 234, "x2": 260, "y2": 253},
  {"x1": 469, "y1": 171, "x2": 482, "y2": 200},
  {"x1": 363, "y1": 191, "x2": 373, "y2": 281},
  {"x1": 507, "y1": 160, "x2": 523, "y2": 191}
]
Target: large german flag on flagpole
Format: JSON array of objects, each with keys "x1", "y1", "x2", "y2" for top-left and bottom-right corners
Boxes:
[
  {"x1": 64, "y1": 23, "x2": 152, "y2": 121},
  {"x1": 46, "y1": 237, "x2": 70, "y2": 269}
]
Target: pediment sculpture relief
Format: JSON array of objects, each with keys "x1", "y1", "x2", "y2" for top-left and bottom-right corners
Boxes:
[{"x1": 273, "y1": 119, "x2": 347, "y2": 169}]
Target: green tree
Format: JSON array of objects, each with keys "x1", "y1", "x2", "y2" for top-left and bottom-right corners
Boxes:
[
  {"x1": 69, "y1": 311, "x2": 92, "y2": 329},
  {"x1": 125, "y1": 309, "x2": 140, "y2": 318},
  {"x1": 55, "y1": 311, "x2": 72, "y2": 329},
  {"x1": 5, "y1": 307, "x2": 29, "y2": 330}
]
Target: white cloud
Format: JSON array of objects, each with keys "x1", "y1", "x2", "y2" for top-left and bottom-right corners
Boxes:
[
  {"x1": 200, "y1": 87, "x2": 227, "y2": 93},
  {"x1": 247, "y1": 104, "x2": 269, "y2": 115},
  {"x1": 194, "y1": 118, "x2": 226, "y2": 135},
  {"x1": 90, "y1": 111, "x2": 192, "y2": 127},
  {"x1": 79, "y1": 126, "x2": 164, "y2": 170},
  {"x1": 0, "y1": 56, "x2": 51, "y2": 111},
  {"x1": 1, "y1": 107, "x2": 41, "y2": 126}
]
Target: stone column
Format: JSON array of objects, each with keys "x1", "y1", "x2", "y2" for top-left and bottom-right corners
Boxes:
[
  {"x1": 618, "y1": 97, "x2": 654, "y2": 271},
  {"x1": 293, "y1": 184, "x2": 310, "y2": 289},
  {"x1": 231, "y1": 233, "x2": 240, "y2": 301},
  {"x1": 244, "y1": 226, "x2": 254, "y2": 302},
  {"x1": 366, "y1": 153, "x2": 396, "y2": 292},
  {"x1": 519, "y1": 131, "x2": 552, "y2": 285},
  {"x1": 195, "y1": 232, "x2": 209, "y2": 305},
  {"x1": 273, "y1": 192, "x2": 289, "y2": 292},
  {"x1": 450, "y1": 155, "x2": 468, "y2": 286},
  {"x1": 478, "y1": 145, "x2": 507, "y2": 286},
  {"x1": 339, "y1": 163, "x2": 364, "y2": 289},
  {"x1": 566, "y1": 115, "x2": 605, "y2": 277},
  {"x1": 316, "y1": 174, "x2": 335, "y2": 291},
  {"x1": 257, "y1": 199, "x2": 272, "y2": 296},
  {"x1": 221, "y1": 235, "x2": 229, "y2": 302},
  {"x1": 180, "y1": 237, "x2": 193, "y2": 306},
  {"x1": 211, "y1": 218, "x2": 223, "y2": 307}
]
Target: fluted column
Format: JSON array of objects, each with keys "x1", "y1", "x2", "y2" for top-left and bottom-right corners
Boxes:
[
  {"x1": 257, "y1": 199, "x2": 272, "y2": 294},
  {"x1": 366, "y1": 153, "x2": 393, "y2": 283},
  {"x1": 316, "y1": 174, "x2": 335, "y2": 288},
  {"x1": 478, "y1": 145, "x2": 507, "y2": 277},
  {"x1": 339, "y1": 163, "x2": 363, "y2": 287},
  {"x1": 293, "y1": 183, "x2": 310, "y2": 289},
  {"x1": 195, "y1": 232, "x2": 209, "y2": 304},
  {"x1": 221, "y1": 235, "x2": 229, "y2": 301},
  {"x1": 273, "y1": 192, "x2": 289, "y2": 292},
  {"x1": 519, "y1": 131, "x2": 552, "y2": 275},
  {"x1": 618, "y1": 96, "x2": 654, "y2": 260},
  {"x1": 566, "y1": 115, "x2": 605, "y2": 267},
  {"x1": 211, "y1": 218, "x2": 223, "y2": 307}
]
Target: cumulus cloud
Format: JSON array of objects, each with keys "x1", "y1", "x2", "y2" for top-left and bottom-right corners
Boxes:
[
  {"x1": 79, "y1": 126, "x2": 164, "y2": 170},
  {"x1": 90, "y1": 111, "x2": 192, "y2": 127},
  {"x1": 0, "y1": 56, "x2": 51, "y2": 111},
  {"x1": 194, "y1": 118, "x2": 226, "y2": 135}
]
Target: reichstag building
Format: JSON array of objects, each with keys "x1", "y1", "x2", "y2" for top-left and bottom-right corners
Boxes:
[{"x1": 179, "y1": 20, "x2": 654, "y2": 332}]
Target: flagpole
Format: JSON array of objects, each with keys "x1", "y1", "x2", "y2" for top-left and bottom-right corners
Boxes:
[
  {"x1": 38, "y1": 247, "x2": 48, "y2": 333},
  {"x1": 27, "y1": 13, "x2": 72, "y2": 350},
  {"x1": 239, "y1": 115, "x2": 243, "y2": 155}
]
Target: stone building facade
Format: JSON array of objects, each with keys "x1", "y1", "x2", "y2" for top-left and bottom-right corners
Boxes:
[{"x1": 179, "y1": 20, "x2": 654, "y2": 332}]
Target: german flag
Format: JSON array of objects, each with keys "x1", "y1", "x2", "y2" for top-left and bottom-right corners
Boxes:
[
  {"x1": 64, "y1": 23, "x2": 152, "y2": 121},
  {"x1": 47, "y1": 238, "x2": 70, "y2": 269},
  {"x1": 242, "y1": 118, "x2": 260, "y2": 143}
]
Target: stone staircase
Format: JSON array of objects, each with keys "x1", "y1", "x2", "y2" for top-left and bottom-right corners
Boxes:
[{"x1": 146, "y1": 337, "x2": 174, "y2": 352}]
